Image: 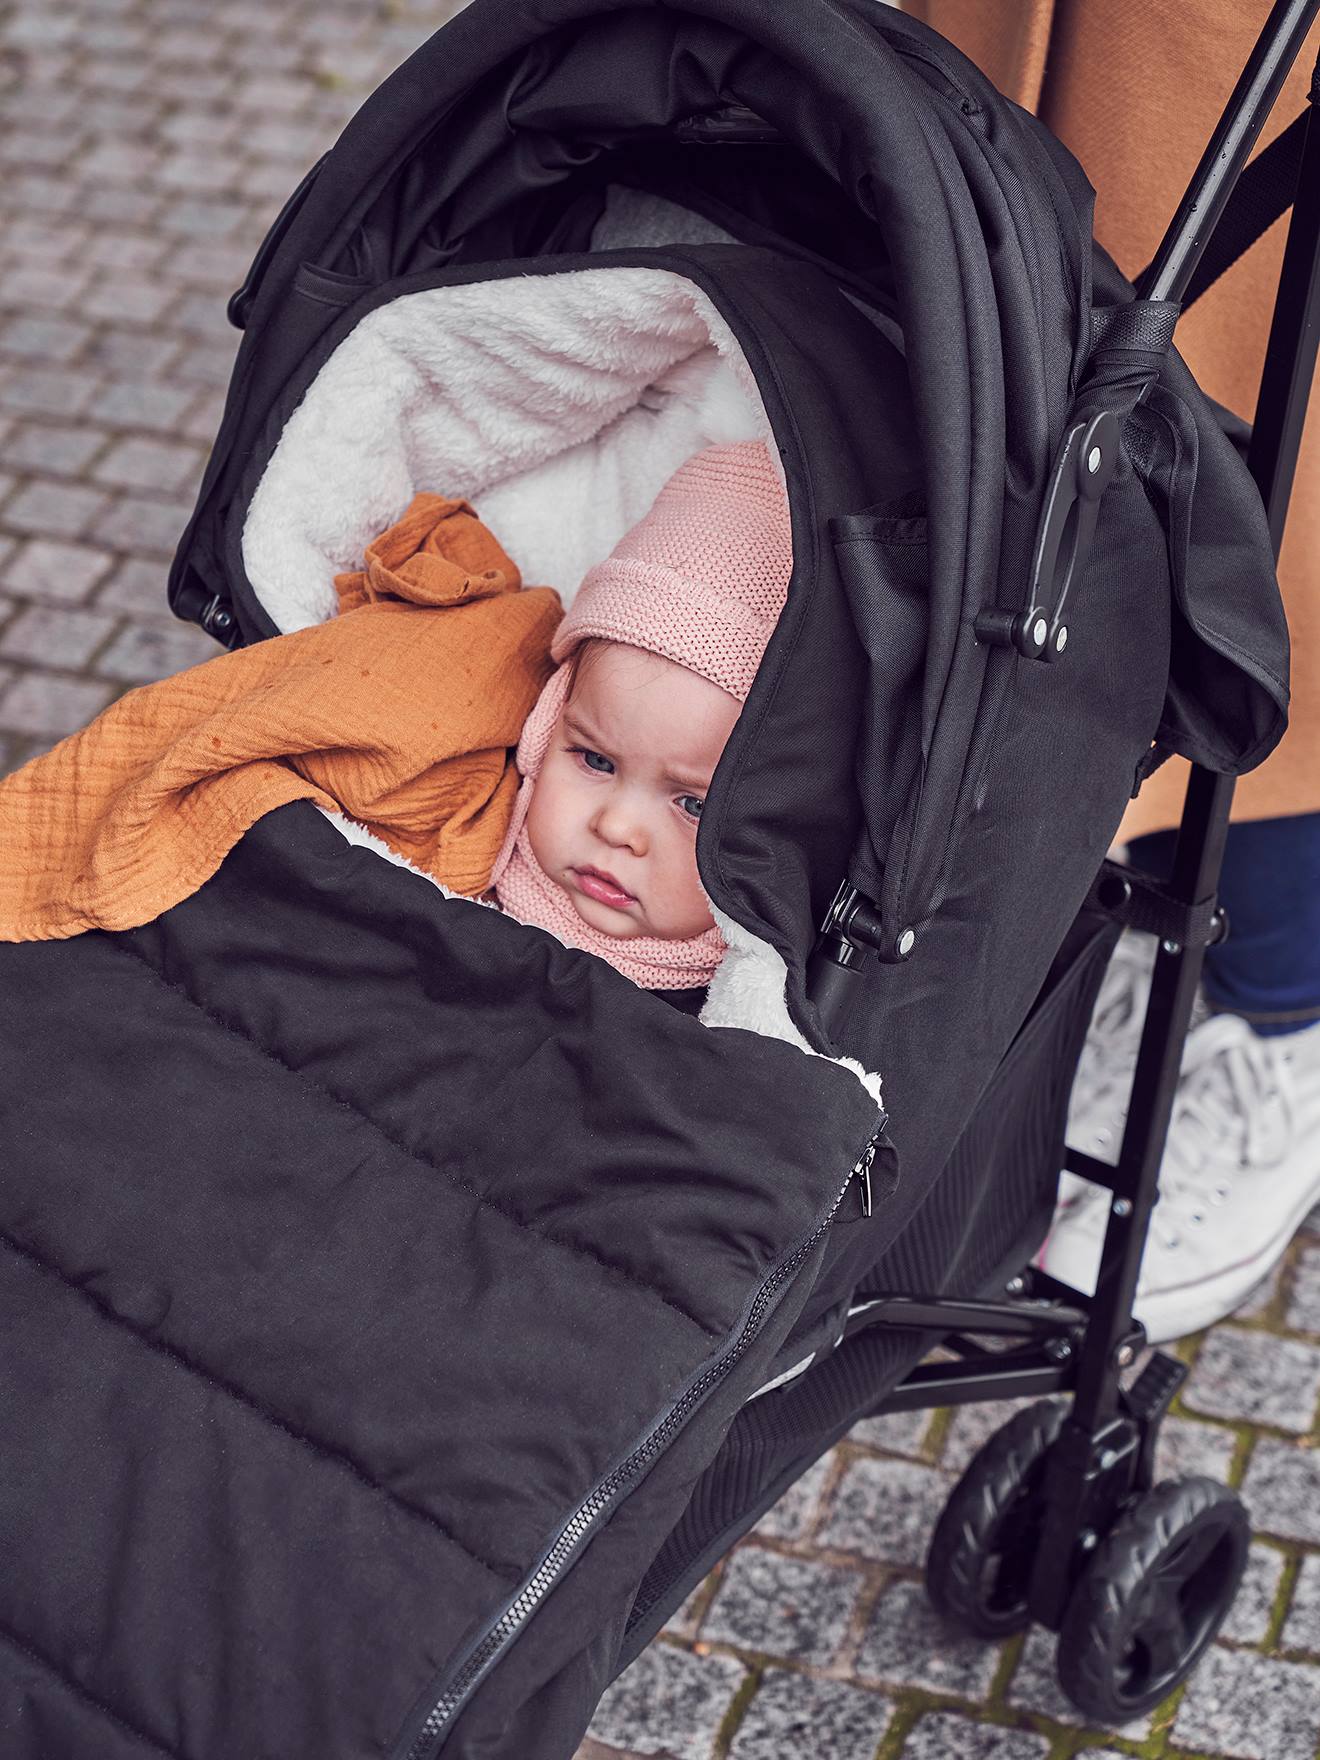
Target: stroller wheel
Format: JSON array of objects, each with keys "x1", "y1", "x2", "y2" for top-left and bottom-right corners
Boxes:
[
  {"x1": 1056, "y1": 1476, "x2": 1249, "y2": 1722},
  {"x1": 925, "y1": 1398, "x2": 1068, "y2": 1637}
]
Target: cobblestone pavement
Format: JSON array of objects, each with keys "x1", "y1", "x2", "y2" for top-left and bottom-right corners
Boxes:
[{"x1": 4, "y1": 5, "x2": 1320, "y2": 1759}]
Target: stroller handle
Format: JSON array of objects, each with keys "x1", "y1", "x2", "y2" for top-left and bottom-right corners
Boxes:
[{"x1": 1141, "y1": 0, "x2": 1320, "y2": 305}]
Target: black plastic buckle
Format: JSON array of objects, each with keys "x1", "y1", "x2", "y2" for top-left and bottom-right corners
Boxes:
[{"x1": 975, "y1": 409, "x2": 1121, "y2": 662}]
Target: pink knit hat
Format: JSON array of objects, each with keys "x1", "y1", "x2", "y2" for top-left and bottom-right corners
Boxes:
[
  {"x1": 490, "y1": 440, "x2": 792, "y2": 988},
  {"x1": 553, "y1": 438, "x2": 792, "y2": 699}
]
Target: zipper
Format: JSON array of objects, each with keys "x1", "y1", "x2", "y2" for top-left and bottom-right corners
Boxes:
[{"x1": 396, "y1": 1132, "x2": 881, "y2": 1760}]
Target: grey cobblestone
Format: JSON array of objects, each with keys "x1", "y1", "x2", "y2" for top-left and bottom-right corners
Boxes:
[
  {"x1": 817, "y1": 1457, "x2": 954, "y2": 1568},
  {"x1": 1283, "y1": 1554, "x2": 1320, "y2": 1654},
  {"x1": 902, "y1": 1713, "x2": 1051, "y2": 1760},
  {"x1": 1152, "y1": 1413, "x2": 1237, "y2": 1482},
  {"x1": 91, "y1": 436, "x2": 204, "y2": 495},
  {"x1": 753, "y1": 1451, "x2": 834, "y2": 1543},
  {"x1": 702, "y1": 1545, "x2": 862, "y2": 1666},
  {"x1": 5, "y1": 539, "x2": 116, "y2": 604},
  {"x1": 1185, "y1": 1326, "x2": 1320, "y2": 1432},
  {"x1": 940, "y1": 1397, "x2": 1039, "y2": 1476},
  {"x1": 0, "y1": 604, "x2": 116, "y2": 669},
  {"x1": 587, "y1": 1644, "x2": 747, "y2": 1759},
  {"x1": 727, "y1": 1669, "x2": 893, "y2": 1760},
  {"x1": 93, "y1": 620, "x2": 214, "y2": 682},
  {"x1": 1287, "y1": 1242, "x2": 1320, "y2": 1334},
  {"x1": 849, "y1": 1407, "x2": 933, "y2": 1458},
  {"x1": 1219, "y1": 1541, "x2": 1288, "y2": 1644},
  {"x1": 1242, "y1": 1440, "x2": 1320, "y2": 1544},
  {"x1": 855, "y1": 1580, "x2": 1001, "y2": 1698},
  {"x1": 3, "y1": 479, "x2": 110, "y2": 539},
  {"x1": 98, "y1": 493, "x2": 194, "y2": 556},
  {"x1": 4, "y1": 423, "x2": 109, "y2": 477},
  {"x1": 1173, "y1": 1642, "x2": 1320, "y2": 1759},
  {"x1": 0, "y1": 671, "x2": 116, "y2": 737}
]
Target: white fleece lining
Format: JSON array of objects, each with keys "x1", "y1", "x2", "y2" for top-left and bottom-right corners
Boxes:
[{"x1": 241, "y1": 263, "x2": 880, "y2": 1106}]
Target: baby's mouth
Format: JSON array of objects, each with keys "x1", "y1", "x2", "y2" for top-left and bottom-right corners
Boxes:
[{"x1": 571, "y1": 866, "x2": 637, "y2": 910}]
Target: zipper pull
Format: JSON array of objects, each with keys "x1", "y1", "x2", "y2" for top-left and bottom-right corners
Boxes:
[{"x1": 853, "y1": 1138, "x2": 877, "y2": 1218}]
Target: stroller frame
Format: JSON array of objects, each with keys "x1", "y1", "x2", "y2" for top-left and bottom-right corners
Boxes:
[{"x1": 802, "y1": 0, "x2": 1320, "y2": 1700}]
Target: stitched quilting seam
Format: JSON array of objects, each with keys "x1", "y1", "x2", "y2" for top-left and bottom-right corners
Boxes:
[
  {"x1": 0, "y1": 1226, "x2": 514, "y2": 1585},
  {"x1": 0, "y1": 1616, "x2": 184, "y2": 1760},
  {"x1": 109, "y1": 933, "x2": 719, "y2": 1339}
]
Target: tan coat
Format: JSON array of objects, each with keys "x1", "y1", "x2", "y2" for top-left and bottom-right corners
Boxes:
[{"x1": 910, "y1": 0, "x2": 1320, "y2": 836}]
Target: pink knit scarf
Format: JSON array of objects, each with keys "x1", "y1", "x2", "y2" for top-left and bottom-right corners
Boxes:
[{"x1": 489, "y1": 665, "x2": 726, "y2": 990}]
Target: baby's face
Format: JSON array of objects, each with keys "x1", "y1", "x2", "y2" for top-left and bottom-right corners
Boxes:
[{"x1": 526, "y1": 642, "x2": 740, "y2": 942}]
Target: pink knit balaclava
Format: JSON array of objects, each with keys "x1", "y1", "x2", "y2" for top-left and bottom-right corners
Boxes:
[{"x1": 490, "y1": 440, "x2": 792, "y2": 989}]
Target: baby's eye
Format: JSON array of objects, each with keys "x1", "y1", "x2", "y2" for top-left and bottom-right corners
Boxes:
[
  {"x1": 678, "y1": 795, "x2": 705, "y2": 821},
  {"x1": 572, "y1": 746, "x2": 614, "y2": 774}
]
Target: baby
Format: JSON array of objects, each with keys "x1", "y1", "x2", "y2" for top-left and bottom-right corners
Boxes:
[{"x1": 487, "y1": 440, "x2": 792, "y2": 1001}]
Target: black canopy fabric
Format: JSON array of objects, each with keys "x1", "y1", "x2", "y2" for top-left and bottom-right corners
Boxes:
[{"x1": 171, "y1": 0, "x2": 1286, "y2": 1047}]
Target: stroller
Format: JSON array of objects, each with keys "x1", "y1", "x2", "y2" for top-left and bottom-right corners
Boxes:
[{"x1": 0, "y1": 0, "x2": 1314, "y2": 1754}]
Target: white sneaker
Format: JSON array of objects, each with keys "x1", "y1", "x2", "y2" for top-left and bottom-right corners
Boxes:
[
  {"x1": 1039, "y1": 1012, "x2": 1320, "y2": 1342},
  {"x1": 1060, "y1": 933, "x2": 1158, "y2": 1205},
  {"x1": 1055, "y1": 931, "x2": 1209, "y2": 1215}
]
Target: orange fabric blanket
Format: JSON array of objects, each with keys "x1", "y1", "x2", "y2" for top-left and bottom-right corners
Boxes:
[{"x1": 0, "y1": 494, "x2": 562, "y2": 941}]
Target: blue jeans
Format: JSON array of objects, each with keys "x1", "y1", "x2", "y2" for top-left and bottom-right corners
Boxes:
[{"x1": 1129, "y1": 813, "x2": 1320, "y2": 1038}]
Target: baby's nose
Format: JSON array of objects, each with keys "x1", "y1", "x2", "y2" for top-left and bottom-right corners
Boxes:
[{"x1": 593, "y1": 794, "x2": 648, "y2": 854}]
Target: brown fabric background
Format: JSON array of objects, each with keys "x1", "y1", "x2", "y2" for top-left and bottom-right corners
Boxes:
[{"x1": 909, "y1": 0, "x2": 1319, "y2": 836}]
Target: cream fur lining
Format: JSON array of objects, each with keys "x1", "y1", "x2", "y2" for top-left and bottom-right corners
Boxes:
[
  {"x1": 240, "y1": 260, "x2": 880, "y2": 1107},
  {"x1": 243, "y1": 268, "x2": 773, "y2": 631}
]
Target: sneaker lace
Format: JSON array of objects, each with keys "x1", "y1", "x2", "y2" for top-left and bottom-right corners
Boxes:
[{"x1": 1152, "y1": 1016, "x2": 1294, "y2": 1244}]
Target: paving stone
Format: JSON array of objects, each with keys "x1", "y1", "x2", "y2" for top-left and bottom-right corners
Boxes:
[
  {"x1": 93, "y1": 556, "x2": 177, "y2": 619},
  {"x1": 661, "y1": 1579, "x2": 710, "y2": 1641},
  {"x1": 158, "y1": 197, "x2": 250, "y2": 239},
  {"x1": 940, "y1": 1397, "x2": 1041, "y2": 1476},
  {"x1": 79, "y1": 278, "x2": 178, "y2": 326},
  {"x1": 1152, "y1": 1414, "x2": 1237, "y2": 1483},
  {"x1": 82, "y1": 328, "x2": 181, "y2": 378},
  {"x1": 702, "y1": 1544, "x2": 862, "y2": 1666},
  {"x1": 98, "y1": 494, "x2": 193, "y2": 557},
  {"x1": 727, "y1": 1669, "x2": 892, "y2": 1760},
  {"x1": 92, "y1": 436, "x2": 204, "y2": 494},
  {"x1": 4, "y1": 423, "x2": 108, "y2": 476},
  {"x1": 2, "y1": 479, "x2": 109, "y2": 539},
  {"x1": 0, "y1": 367, "x2": 98, "y2": 418},
  {"x1": 754, "y1": 1451, "x2": 834, "y2": 1543},
  {"x1": 0, "y1": 315, "x2": 91, "y2": 365},
  {"x1": 6, "y1": 539, "x2": 115, "y2": 604},
  {"x1": 0, "y1": 671, "x2": 116, "y2": 737},
  {"x1": 82, "y1": 186, "x2": 161, "y2": 227},
  {"x1": 587, "y1": 1644, "x2": 747, "y2": 1760},
  {"x1": 1283, "y1": 1554, "x2": 1320, "y2": 1653},
  {"x1": 849, "y1": 1407, "x2": 933, "y2": 1458},
  {"x1": 80, "y1": 236, "x2": 167, "y2": 280},
  {"x1": 0, "y1": 604, "x2": 116, "y2": 669},
  {"x1": 901, "y1": 1713, "x2": 1051, "y2": 1760},
  {"x1": 1286, "y1": 1243, "x2": 1320, "y2": 1335},
  {"x1": 0, "y1": 264, "x2": 90, "y2": 311},
  {"x1": 1007, "y1": 1628, "x2": 1151, "y2": 1737},
  {"x1": 1242, "y1": 1440, "x2": 1320, "y2": 1544},
  {"x1": 817, "y1": 1457, "x2": 954, "y2": 1568},
  {"x1": 855, "y1": 1579, "x2": 1001, "y2": 1698},
  {"x1": 1185, "y1": 1327, "x2": 1320, "y2": 1432},
  {"x1": 1219, "y1": 1542, "x2": 1288, "y2": 1644},
  {"x1": 1173, "y1": 1642, "x2": 1320, "y2": 1759},
  {"x1": 86, "y1": 380, "x2": 197, "y2": 432}
]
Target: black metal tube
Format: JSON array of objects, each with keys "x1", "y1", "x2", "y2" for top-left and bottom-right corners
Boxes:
[
  {"x1": 1071, "y1": 52, "x2": 1320, "y2": 1434},
  {"x1": 1140, "y1": 0, "x2": 1320, "y2": 304}
]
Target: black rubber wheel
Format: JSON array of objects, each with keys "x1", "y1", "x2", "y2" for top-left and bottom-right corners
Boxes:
[
  {"x1": 926, "y1": 1398, "x2": 1069, "y2": 1637},
  {"x1": 1056, "y1": 1476, "x2": 1250, "y2": 1723}
]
